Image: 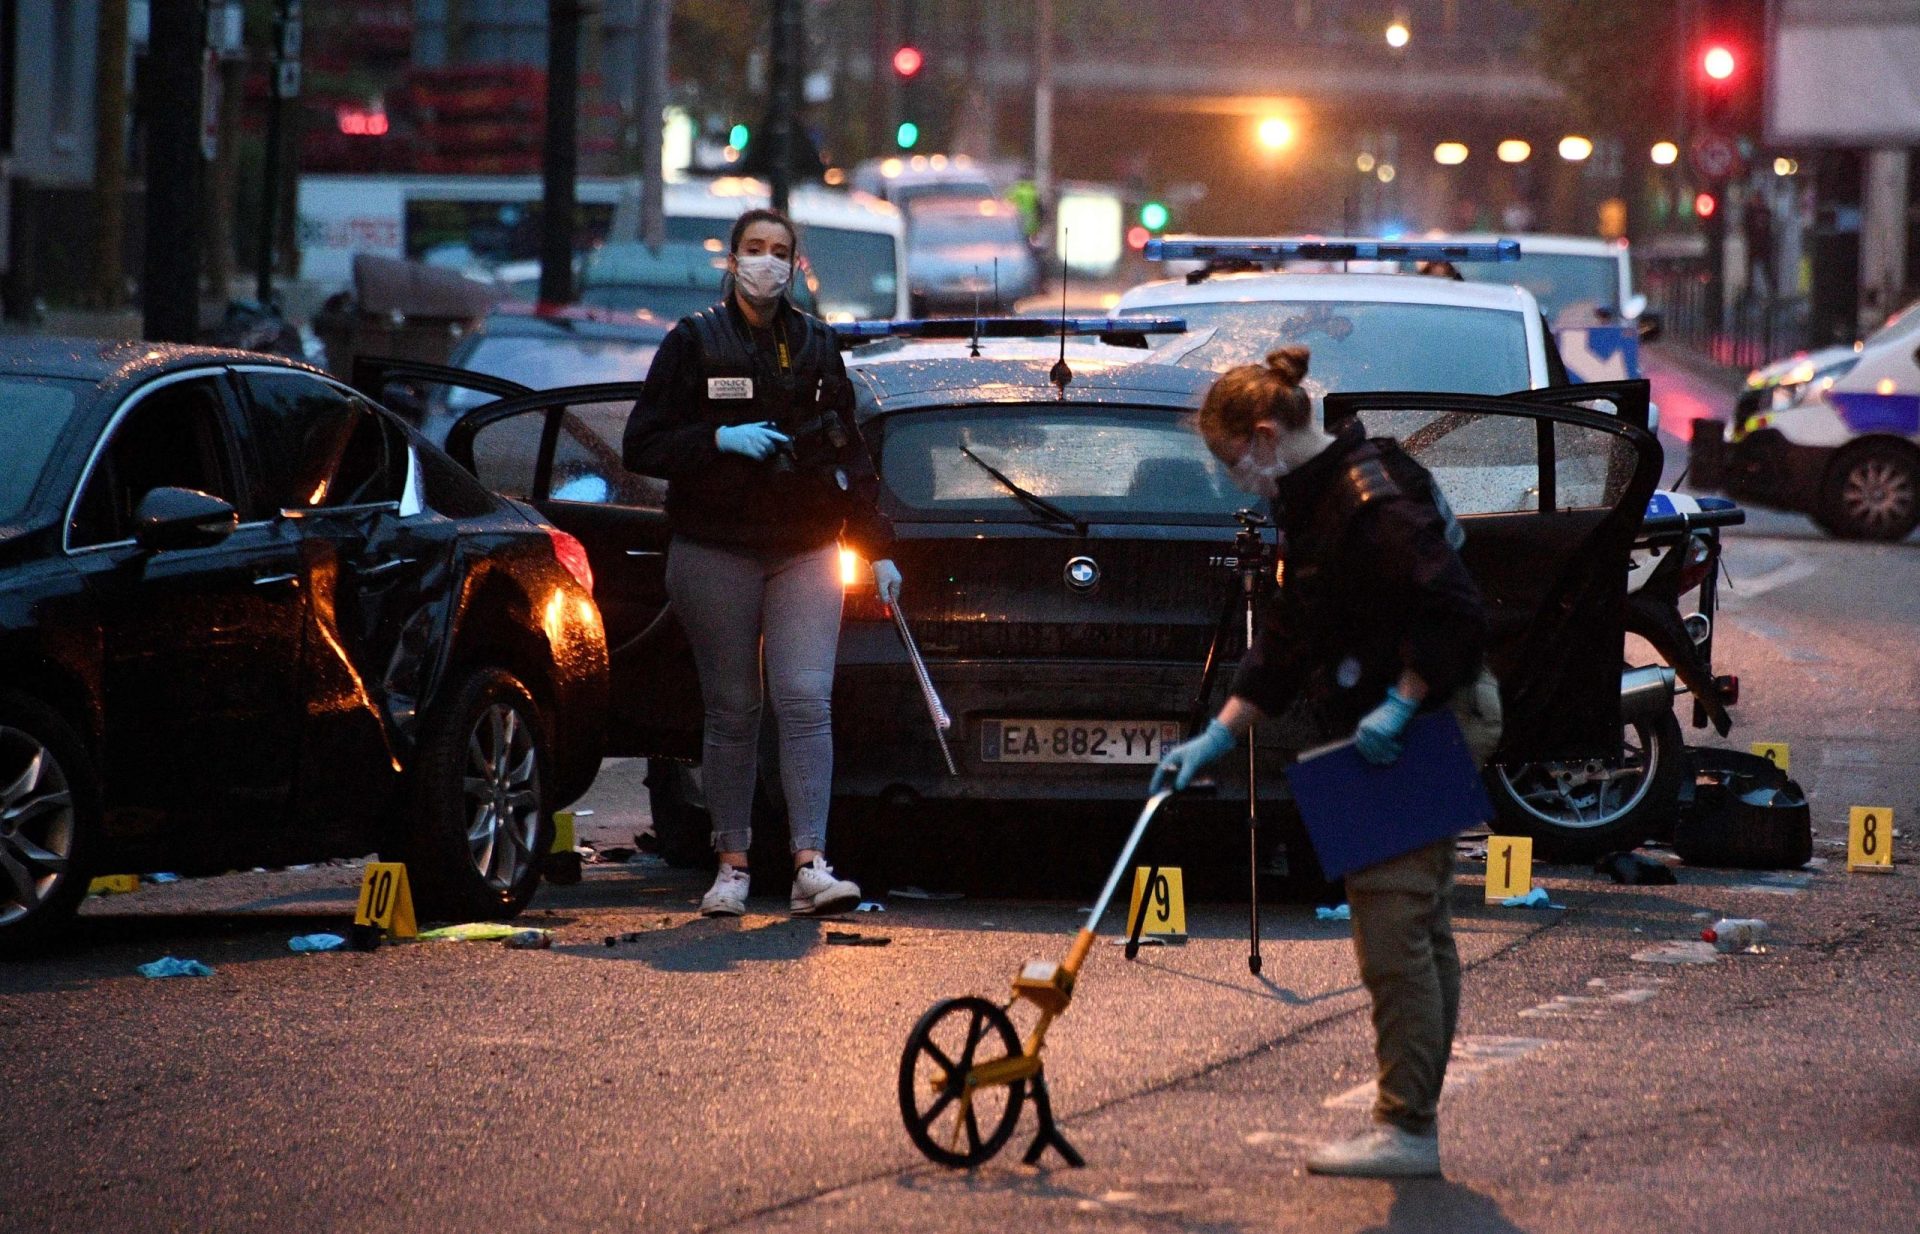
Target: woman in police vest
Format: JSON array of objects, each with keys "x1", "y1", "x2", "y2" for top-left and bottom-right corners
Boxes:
[{"x1": 623, "y1": 207, "x2": 899, "y2": 918}]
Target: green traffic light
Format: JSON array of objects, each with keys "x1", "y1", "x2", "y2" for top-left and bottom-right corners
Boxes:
[
  {"x1": 896, "y1": 121, "x2": 920, "y2": 150},
  {"x1": 1139, "y1": 201, "x2": 1170, "y2": 231},
  {"x1": 728, "y1": 123, "x2": 749, "y2": 149}
]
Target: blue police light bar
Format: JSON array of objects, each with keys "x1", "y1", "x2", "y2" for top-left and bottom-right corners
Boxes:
[
  {"x1": 1143, "y1": 236, "x2": 1523, "y2": 263},
  {"x1": 833, "y1": 316, "x2": 1187, "y2": 341}
]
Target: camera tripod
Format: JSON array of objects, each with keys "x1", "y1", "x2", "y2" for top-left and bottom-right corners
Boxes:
[{"x1": 1126, "y1": 508, "x2": 1275, "y2": 974}]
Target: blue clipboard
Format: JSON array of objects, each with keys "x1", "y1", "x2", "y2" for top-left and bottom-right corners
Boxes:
[{"x1": 1285, "y1": 709, "x2": 1493, "y2": 881}]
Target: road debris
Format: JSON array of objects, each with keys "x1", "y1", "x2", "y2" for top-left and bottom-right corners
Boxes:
[
  {"x1": 1314, "y1": 904, "x2": 1352, "y2": 921},
  {"x1": 503, "y1": 929, "x2": 552, "y2": 950},
  {"x1": 288, "y1": 933, "x2": 348, "y2": 953},
  {"x1": 890, "y1": 886, "x2": 963, "y2": 900},
  {"x1": 824, "y1": 931, "x2": 891, "y2": 946},
  {"x1": 418, "y1": 922, "x2": 524, "y2": 943},
  {"x1": 137, "y1": 957, "x2": 215, "y2": 979},
  {"x1": 1596, "y1": 851, "x2": 1678, "y2": 885},
  {"x1": 1501, "y1": 888, "x2": 1566, "y2": 909},
  {"x1": 1703, "y1": 917, "x2": 1769, "y2": 952},
  {"x1": 855, "y1": 901, "x2": 887, "y2": 912}
]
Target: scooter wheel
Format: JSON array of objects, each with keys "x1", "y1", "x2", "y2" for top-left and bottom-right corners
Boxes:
[{"x1": 898, "y1": 996, "x2": 1028, "y2": 1168}]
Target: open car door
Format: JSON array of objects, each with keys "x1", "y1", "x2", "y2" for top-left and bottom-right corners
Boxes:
[
  {"x1": 1323, "y1": 389, "x2": 1661, "y2": 764},
  {"x1": 430, "y1": 382, "x2": 701, "y2": 760}
]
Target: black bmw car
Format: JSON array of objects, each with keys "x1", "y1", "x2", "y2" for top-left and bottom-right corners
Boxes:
[
  {"x1": 354, "y1": 327, "x2": 1660, "y2": 881},
  {"x1": 0, "y1": 339, "x2": 607, "y2": 948}
]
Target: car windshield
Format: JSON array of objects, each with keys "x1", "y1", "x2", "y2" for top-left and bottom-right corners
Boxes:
[
  {"x1": 909, "y1": 206, "x2": 1026, "y2": 249},
  {"x1": 579, "y1": 283, "x2": 721, "y2": 319},
  {"x1": 447, "y1": 334, "x2": 660, "y2": 408},
  {"x1": 0, "y1": 377, "x2": 84, "y2": 522},
  {"x1": 663, "y1": 217, "x2": 898, "y2": 320},
  {"x1": 879, "y1": 406, "x2": 1245, "y2": 524},
  {"x1": 1129, "y1": 301, "x2": 1532, "y2": 394},
  {"x1": 1452, "y1": 253, "x2": 1619, "y2": 318}
]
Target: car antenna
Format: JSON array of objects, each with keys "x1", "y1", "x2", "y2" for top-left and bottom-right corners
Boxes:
[
  {"x1": 970, "y1": 273, "x2": 983, "y2": 357},
  {"x1": 1342, "y1": 196, "x2": 1356, "y2": 273},
  {"x1": 992, "y1": 256, "x2": 1001, "y2": 312},
  {"x1": 1050, "y1": 230, "x2": 1073, "y2": 396}
]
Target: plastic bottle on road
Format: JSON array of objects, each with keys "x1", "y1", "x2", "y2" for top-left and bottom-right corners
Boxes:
[{"x1": 1702, "y1": 918, "x2": 1768, "y2": 952}]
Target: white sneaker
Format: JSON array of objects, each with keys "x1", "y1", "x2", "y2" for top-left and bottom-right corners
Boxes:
[
  {"x1": 700, "y1": 863, "x2": 750, "y2": 917},
  {"x1": 1305, "y1": 1125, "x2": 1441, "y2": 1178},
  {"x1": 790, "y1": 858, "x2": 861, "y2": 916}
]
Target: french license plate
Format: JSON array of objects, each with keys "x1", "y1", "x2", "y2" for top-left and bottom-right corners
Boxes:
[{"x1": 980, "y1": 720, "x2": 1181, "y2": 765}]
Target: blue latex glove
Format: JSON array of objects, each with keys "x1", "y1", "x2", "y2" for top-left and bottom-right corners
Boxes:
[
  {"x1": 872, "y1": 559, "x2": 903, "y2": 606},
  {"x1": 1353, "y1": 687, "x2": 1420, "y2": 765},
  {"x1": 714, "y1": 421, "x2": 791, "y2": 461},
  {"x1": 1150, "y1": 719, "x2": 1236, "y2": 794}
]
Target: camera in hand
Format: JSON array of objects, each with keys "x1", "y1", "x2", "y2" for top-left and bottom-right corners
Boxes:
[{"x1": 769, "y1": 376, "x2": 853, "y2": 489}]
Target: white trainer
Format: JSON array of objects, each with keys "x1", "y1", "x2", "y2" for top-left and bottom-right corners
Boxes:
[
  {"x1": 790, "y1": 858, "x2": 861, "y2": 916},
  {"x1": 1305, "y1": 1125, "x2": 1441, "y2": 1178},
  {"x1": 699, "y1": 863, "x2": 750, "y2": 917}
]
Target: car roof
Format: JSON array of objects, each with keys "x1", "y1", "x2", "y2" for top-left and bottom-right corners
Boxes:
[
  {"x1": 1118, "y1": 271, "x2": 1540, "y2": 314},
  {"x1": 849, "y1": 355, "x2": 1213, "y2": 413},
  {"x1": 0, "y1": 336, "x2": 321, "y2": 386},
  {"x1": 1431, "y1": 232, "x2": 1630, "y2": 258},
  {"x1": 477, "y1": 303, "x2": 672, "y2": 341}
]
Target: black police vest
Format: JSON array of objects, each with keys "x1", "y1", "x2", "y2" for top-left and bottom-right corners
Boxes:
[{"x1": 683, "y1": 301, "x2": 838, "y2": 429}]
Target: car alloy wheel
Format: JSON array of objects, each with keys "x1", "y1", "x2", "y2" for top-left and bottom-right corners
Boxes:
[
  {"x1": 0, "y1": 727, "x2": 76, "y2": 928},
  {"x1": 1490, "y1": 709, "x2": 1684, "y2": 861},
  {"x1": 1839, "y1": 455, "x2": 1915, "y2": 538},
  {"x1": 462, "y1": 702, "x2": 542, "y2": 892}
]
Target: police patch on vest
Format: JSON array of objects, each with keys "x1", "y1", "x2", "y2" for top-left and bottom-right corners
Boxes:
[{"x1": 707, "y1": 376, "x2": 754, "y2": 399}]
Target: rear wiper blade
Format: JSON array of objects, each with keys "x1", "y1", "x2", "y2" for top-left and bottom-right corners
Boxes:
[{"x1": 958, "y1": 446, "x2": 1087, "y2": 537}]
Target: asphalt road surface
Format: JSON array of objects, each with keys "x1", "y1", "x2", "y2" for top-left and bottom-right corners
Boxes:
[{"x1": 4, "y1": 347, "x2": 1917, "y2": 1234}]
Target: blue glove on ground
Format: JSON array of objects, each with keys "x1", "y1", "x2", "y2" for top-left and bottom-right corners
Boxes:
[
  {"x1": 872, "y1": 559, "x2": 903, "y2": 606},
  {"x1": 1151, "y1": 719, "x2": 1237, "y2": 794},
  {"x1": 714, "y1": 421, "x2": 791, "y2": 460},
  {"x1": 1353, "y1": 687, "x2": 1420, "y2": 765}
]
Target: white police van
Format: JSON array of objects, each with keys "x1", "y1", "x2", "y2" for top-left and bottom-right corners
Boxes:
[{"x1": 1700, "y1": 299, "x2": 1920, "y2": 540}]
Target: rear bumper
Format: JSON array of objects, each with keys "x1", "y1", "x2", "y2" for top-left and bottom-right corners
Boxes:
[
  {"x1": 831, "y1": 628, "x2": 1298, "y2": 803},
  {"x1": 1721, "y1": 429, "x2": 1829, "y2": 516}
]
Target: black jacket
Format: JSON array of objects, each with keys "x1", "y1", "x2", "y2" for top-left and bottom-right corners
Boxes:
[
  {"x1": 1230, "y1": 420, "x2": 1487, "y2": 730},
  {"x1": 622, "y1": 298, "x2": 894, "y2": 558}
]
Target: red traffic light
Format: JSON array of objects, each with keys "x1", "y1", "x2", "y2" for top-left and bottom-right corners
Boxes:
[
  {"x1": 892, "y1": 45, "x2": 924, "y2": 79},
  {"x1": 1701, "y1": 44, "x2": 1736, "y2": 81},
  {"x1": 1694, "y1": 191, "x2": 1718, "y2": 218}
]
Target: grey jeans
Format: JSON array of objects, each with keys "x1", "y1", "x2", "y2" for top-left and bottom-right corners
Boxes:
[{"x1": 665, "y1": 536, "x2": 843, "y2": 856}]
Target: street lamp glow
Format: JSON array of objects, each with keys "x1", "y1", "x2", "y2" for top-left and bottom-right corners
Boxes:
[
  {"x1": 1497, "y1": 139, "x2": 1531, "y2": 163},
  {"x1": 1385, "y1": 21, "x2": 1410, "y2": 49},
  {"x1": 1558, "y1": 135, "x2": 1594, "y2": 162},
  {"x1": 1774, "y1": 157, "x2": 1800, "y2": 176},
  {"x1": 1376, "y1": 163, "x2": 1397, "y2": 183},
  {"x1": 1433, "y1": 142, "x2": 1469, "y2": 166},
  {"x1": 1702, "y1": 45, "x2": 1736, "y2": 80},
  {"x1": 1356, "y1": 152, "x2": 1377, "y2": 173},
  {"x1": 1257, "y1": 116, "x2": 1296, "y2": 151},
  {"x1": 1651, "y1": 141, "x2": 1679, "y2": 166}
]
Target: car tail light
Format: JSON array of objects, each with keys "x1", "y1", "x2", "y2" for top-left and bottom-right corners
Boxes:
[
  {"x1": 839, "y1": 546, "x2": 889, "y2": 622},
  {"x1": 1715, "y1": 674, "x2": 1740, "y2": 706},
  {"x1": 546, "y1": 528, "x2": 595, "y2": 595}
]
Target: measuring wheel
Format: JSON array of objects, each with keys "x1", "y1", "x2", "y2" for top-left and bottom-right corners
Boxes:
[{"x1": 898, "y1": 996, "x2": 1028, "y2": 1168}]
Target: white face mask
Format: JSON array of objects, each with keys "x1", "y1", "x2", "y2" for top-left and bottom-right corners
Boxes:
[
  {"x1": 733, "y1": 254, "x2": 793, "y2": 305},
  {"x1": 1227, "y1": 437, "x2": 1287, "y2": 497}
]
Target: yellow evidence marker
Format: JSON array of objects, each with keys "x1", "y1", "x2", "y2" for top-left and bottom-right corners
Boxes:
[
  {"x1": 1484, "y1": 836, "x2": 1534, "y2": 903},
  {"x1": 1126, "y1": 867, "x2": 1186, "y2": 940},
  {"x1": 1751, "y1": 742, "x2": 1790, "y2": 774},
  {"x1": 87, "y1": 874, "x2": 140, "y2": 895},
  {"x1": 1849, "y1": 807, "x2": 1895, "y2": 874},
  {"x1": 551, "y1": 809, "x2": 577, "y2": 855},
  {"x1": 353, "y1": 862, "x2": 418, "y2": 939}
]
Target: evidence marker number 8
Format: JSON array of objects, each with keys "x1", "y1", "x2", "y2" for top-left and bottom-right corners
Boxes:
[{"x1": 1849, "y1": 807, "x2": 1894, "y2": 873}]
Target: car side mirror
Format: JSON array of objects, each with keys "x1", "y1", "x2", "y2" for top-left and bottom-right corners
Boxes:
[
  {"x1": 133, "y1": 487, "x2": 239, "y2": 553},
  {"x1": 1623, "y1": 293, "x2": 1649, "y2": 319},
  {"x1": 1637, "y1": 310, "x2": 1664, "y2": 343}
]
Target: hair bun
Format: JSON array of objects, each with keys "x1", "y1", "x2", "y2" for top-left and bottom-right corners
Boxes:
[{"x1": 1264, "y1": 346, "x2": 1310, "y2": 385}]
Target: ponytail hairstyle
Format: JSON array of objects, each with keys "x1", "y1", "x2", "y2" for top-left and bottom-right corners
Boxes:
[{"x1": 1196, "y1": 345, "x2": 1315, "y2": 445}]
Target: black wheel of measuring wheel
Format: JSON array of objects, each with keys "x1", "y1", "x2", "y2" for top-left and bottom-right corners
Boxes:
[
  {"x1": 1818, "y1": 441, "x2": 1920, "y2": 541},
  {"x1": 395, "y1": 667, "x2": 551, "y2": 922},
  {"x1": 0, "y1": 693, "x2": 100, "y2": 955},
  {"x1": 899, "y1": 996, "x2": 1029, "y2": 1169},
  {"x1": 1489, "y1": 709, "x2": 1684, "y2": 863}
]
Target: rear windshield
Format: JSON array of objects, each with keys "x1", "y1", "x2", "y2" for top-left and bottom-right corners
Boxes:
[
  {"x1": 1131, "y1": 301, "x2": 1532, "y2": 395},
  {"x1": 878, "y1": 406, "x2": 1244, "y2": 524},
  {"x1": 0, "y1": 377, "x2": 85, "y2": 521},
  {"x1": 1453, "y1": 253, "x2": 1619, "y2": 318},
  {"x1": 446, "y1": 334, "x2": 659, "y2": 409}
]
